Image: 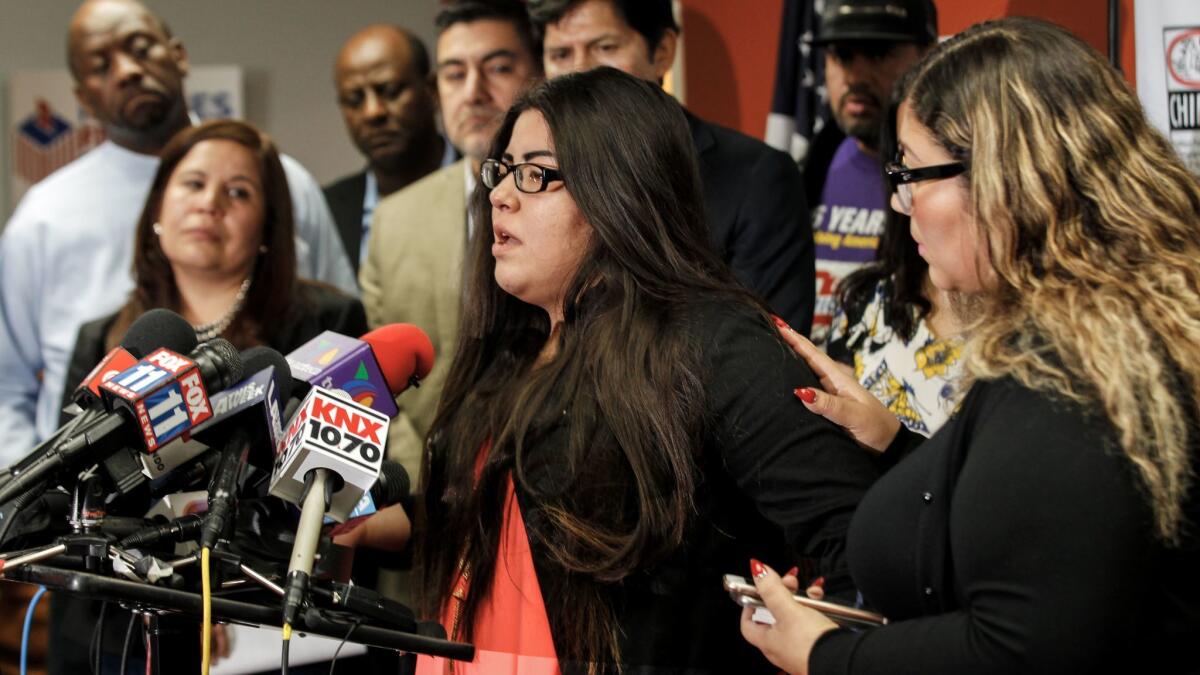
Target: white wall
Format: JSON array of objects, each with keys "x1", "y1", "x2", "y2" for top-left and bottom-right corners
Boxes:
[{"x1": 0, "y1": 0, "x2": 441, "y2": 215}]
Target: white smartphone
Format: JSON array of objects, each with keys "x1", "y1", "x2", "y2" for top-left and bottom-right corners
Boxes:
[{"x1": 723, "y1": 574, "x2": 887, "y2": 627}]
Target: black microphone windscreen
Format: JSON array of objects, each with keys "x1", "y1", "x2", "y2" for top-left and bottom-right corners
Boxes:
[
  {"x1": 240, "y1": 346, "x2": 294, "y2": 402},
  {"x1": 193, "y1": 338, "x2": 243, "y2": 391},
  {"x1": 371, "y1": 460, "x2": 411, "y2": 506},
  {"x1": 121, "y1": 309, "x2": 197, "y2": 358}
]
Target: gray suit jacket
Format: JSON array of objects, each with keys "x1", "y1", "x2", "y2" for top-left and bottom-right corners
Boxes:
[{"x1": 360, "y1": 159, "x2": 468, "y2": 484}]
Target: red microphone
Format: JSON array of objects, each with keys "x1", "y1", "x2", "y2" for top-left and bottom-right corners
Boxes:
[{"x1": 360, "y1": 323, "x2": 435, "y2": 395}]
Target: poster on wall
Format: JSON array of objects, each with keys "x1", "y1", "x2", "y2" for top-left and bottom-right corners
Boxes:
[
  {"x1": 7, "y1": 65, "x2": 243, "y2": 208},
  {"x1": 1136, "y1": 0, "x2": 1200, "y2": 174}
]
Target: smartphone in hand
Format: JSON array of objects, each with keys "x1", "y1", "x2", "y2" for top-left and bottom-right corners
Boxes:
[{"x1": 723, "y1": 574, "x2": 887, "y2": 628}]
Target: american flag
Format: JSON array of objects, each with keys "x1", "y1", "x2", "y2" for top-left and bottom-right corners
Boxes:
[{"x1": 765, "y1": 0, "x2": 831, "y2": 163}]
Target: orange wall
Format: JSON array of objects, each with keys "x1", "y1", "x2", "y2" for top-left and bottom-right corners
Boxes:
[{"x1": 682, "y1": 0, "x2": 1138, "y2": 139}]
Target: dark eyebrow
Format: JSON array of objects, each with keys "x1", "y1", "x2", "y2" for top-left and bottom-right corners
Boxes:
[
  {"x1": 480, "y1": 49, "x2": 519, "y2": 64},
  {"x1": 522, "y1": 150, "x2": 554, "y2": 161}
]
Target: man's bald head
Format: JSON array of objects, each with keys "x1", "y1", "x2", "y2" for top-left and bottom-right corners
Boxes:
[
  {"x1": 68, "y1": 0, "x2": 171, "y2": 79},
  {"x1": 67, "y1": 0, "x2": 190, "y2": 154},
  {"x1": 336, "y1": 25, "x2": 429, "y2": 82},
  {"x1": 334, "y1": 25, "x2": 438, "y2": 174}
]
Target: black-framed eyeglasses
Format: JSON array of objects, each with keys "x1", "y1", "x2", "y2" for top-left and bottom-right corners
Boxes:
[
  {"x1": 885, "y1": 160, "x2": 967, "y2": 213},
  {"x1": 480, "y1": 159, "x2": 564, "y2": 194}
]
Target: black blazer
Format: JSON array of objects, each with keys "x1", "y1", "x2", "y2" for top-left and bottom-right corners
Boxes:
[
  {"x1": 476, "y1": 300, "x2": 879, "y2": 673},
  {"x1": 323, "y1": 171, "x2": 368, "y2": 275},
  {"x1": 687, "y1": 112, "x2": 816, "y2": 337}
]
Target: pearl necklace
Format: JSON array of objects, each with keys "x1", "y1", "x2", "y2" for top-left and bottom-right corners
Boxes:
[{"x1": 192, "y1": 277, "x2": 251, "y2": 341}]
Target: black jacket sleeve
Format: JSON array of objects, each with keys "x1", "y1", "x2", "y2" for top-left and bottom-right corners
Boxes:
[
  {"x1": 701, "y1": 304, "x2": 879, "y2": 584},
  {"x1": 726, "y1": 147, "x2": 816, "y2": 337}
]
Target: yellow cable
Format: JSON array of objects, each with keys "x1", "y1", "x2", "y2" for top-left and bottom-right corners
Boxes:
[
  {"x1": 282, "y1": 622, "x2": 292, "y2": 641},
  {"x1": 201, "y1": 546, "x2": 212, "y2": 675}
]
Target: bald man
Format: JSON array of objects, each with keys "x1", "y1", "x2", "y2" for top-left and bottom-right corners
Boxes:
[
  {"x1": 325, "y1": 25, "x2": 452, "y2": 272},
  {"x1": 0, "y1": 0, "x2": 356, "y2": 465}
]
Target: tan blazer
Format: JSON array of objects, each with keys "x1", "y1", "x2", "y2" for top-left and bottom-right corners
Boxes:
[{"x1": 360, "y1": 159, "x2": 468, "y2": 486}]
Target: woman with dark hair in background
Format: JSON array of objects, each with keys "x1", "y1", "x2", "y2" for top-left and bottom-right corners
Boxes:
[
  {"x1": 73, "y1": 118, "x2": 365, "y2": 357},
  {"x1": 742, "y1": 17, "x2": 1200, "y2": 673},
  {"x1": 53, "y1": 119, "x2": 368, "y2": 675},
  {"x1": 415, "y1": 67, "x2": 878, "y2": 673},
  {"x1": 826, "y1": 91, "x2": 964, "y2": 437}
]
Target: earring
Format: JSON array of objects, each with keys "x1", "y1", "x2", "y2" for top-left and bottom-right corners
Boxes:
[
  {"x1": 259, "y1": 245, "x2": 268, "y2": 254},
  {"x1": 152, "y1": 222, "x2": 163, "y2": 236}
]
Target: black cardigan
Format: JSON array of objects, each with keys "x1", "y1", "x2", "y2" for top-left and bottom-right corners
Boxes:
[
  {"x1": 812, "y1": 377, "x2": 1200, "y2": 673},
  {"x1": 488, "y1": 301, "x2": 880, "y2": 674}
]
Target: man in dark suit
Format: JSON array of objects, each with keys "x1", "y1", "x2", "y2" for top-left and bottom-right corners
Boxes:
[
  {"x1": 326, "y1": 25, "x2": 453, "y2": 273},
  {"x1": 529, "y1": 0, "x2": 816, "y2": 334}
]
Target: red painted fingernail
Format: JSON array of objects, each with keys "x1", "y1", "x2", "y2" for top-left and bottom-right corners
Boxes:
[
  {"x1": 771, "y1": 315, "x2": 788, "y2": 329},
  {"x1": 794, "y1": 387, "x2": 817, "y2": 404},
  {"x1": 811, "y1": 576, "x2": 826, "y2": 588},
  {"x1": 785, "y1": 567, "x2": 799, "y2": 578},
  {"x1": 750, "y1": 558, "x2": 767, "y2": 579}
]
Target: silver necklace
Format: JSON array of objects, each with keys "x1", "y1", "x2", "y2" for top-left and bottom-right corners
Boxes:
[{"x1": 192, "y1": 277, "x2": 251, "y2": 341}]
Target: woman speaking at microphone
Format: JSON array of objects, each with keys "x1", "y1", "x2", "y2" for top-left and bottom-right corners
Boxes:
[
  {"x1": 54, "y1": 119, "x2": 368, "y2": 674},
  {"x1": 414, "y1": 67, "x2": 878, "y2": 674},
  {"x1": 740, "y1": 18, "x2": 1200, "y2": 674}
]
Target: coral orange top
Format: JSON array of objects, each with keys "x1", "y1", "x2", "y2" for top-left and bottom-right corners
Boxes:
[{"x1": 415, "y1": 474, "x2": 560, "y2": 675}]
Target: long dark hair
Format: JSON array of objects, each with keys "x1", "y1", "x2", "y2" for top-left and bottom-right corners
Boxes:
[
  {"x1": 108, "y1": 119, "x2": 297, "y2": 349},
  {"x1": 902, "y1": 17, "x2": 1200, "y2": 541},
  {"x1": 418, "y1": 67, "x2": 763, "y2": 665},
  {"x1": 834, "y1": 72, "x2": 929, "y2": 346}
]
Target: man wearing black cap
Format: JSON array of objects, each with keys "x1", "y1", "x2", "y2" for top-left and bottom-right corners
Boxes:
[{"x1": 804, "y1": 0, "x2": 937, "y2": 343}]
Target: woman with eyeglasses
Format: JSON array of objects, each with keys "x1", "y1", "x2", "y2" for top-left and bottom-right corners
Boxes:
[
  {"x1": 824, "y1": 86, "x2": 965, "y2": 438},
  {"x1": 412, "y1": 67, "x2": 879, "y2": 674},
  {"x1": 741, "y1": 17, "x2": 1200, "y2": 674}
]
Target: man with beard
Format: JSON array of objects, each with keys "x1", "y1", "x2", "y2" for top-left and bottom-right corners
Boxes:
[
  {"x1": 326, "y1": 25, "x2": 456, "y2": 273},
  {"x1": 361, "y1": 0, "x2": 540, "y2": 483},
  {"x1": 804, "y1": 0, "x2": 936, "y2": 343},
  {"x1": 0, "y1": 0, "x2": 356, "y2": 462}
]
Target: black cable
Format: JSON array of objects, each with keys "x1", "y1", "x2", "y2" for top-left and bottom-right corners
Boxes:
[
  {"x1": 0, "y1": 480, "x2": 47, "y2": 546},
  {"x1": 91, "y1": 602, "x2": 108, "y2": 675},
  {"x1": 328, "y1": 619, "x2": 362, "y2": 675},
  {"x1": 281, "y1": 636, "x2": 291, "y2": 675},
  {"x1": 119, "y1": 611, "x2": 137, "y2": 675}
]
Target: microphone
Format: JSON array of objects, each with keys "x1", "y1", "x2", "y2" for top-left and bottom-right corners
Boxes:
[
  {"x1": 99, "y1": 346, "x2": 292, "y2": 499},
  {"x1": 325, "y1": 459, "x2": 410, "y2": 538},
  {"x1": 71, "y1": 308, "x2": 199, "y2": 410},
  {"x1": 272, "y1": 387, "x2": 390, "y2": 626},
  {"x1": 272, "y1": 325, "x2": 432, "y2": 627},
  {"x1": 0, "y1": 339, "x2": 244, "y2": 505},
  {"x1": 137, "y1": 347, "x2": 293, "y2": 488},
  {"x1": 284, "y1": 323, "x2": 435, "y2": 417},
  {"x1": 0, "y1": 309, "x2": 198, "y2": 490},
  {"x1": 198, "y1": 348, "x2": 293, "y2": 550}
]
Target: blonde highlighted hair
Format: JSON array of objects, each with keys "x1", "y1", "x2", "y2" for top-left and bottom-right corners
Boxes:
[{"x1": 904, "y1": 17, "x2": 1200, "y2": 541}]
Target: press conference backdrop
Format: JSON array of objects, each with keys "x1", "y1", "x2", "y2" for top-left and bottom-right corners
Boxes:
[
  {"x1": 0, "y1": 0, "x2": 442, "y2": 223},
  {"x1": 1136, "y1": 0, "x2": 1200, "y2": 176},
  {"x1": 7, "y1": 66, "x2": 243, "y2": 206}
]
